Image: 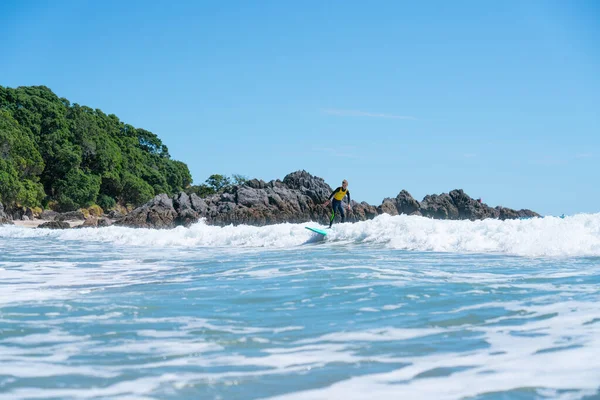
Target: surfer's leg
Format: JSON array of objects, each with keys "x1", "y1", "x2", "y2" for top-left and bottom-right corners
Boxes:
[
  {"x1": 339, "y1": 203, "x2": 346, "y2": 223},
  {"x1": 330, "y1": 200, "x2": 341, "y2": 227},
  {"x1": 329, "y1": 201, "x2": 337, "y2": 228}
]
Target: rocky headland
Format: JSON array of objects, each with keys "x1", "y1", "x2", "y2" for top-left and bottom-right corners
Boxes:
[{"x1": 0, "y1": 170, "x2": 539, "y2": 229}]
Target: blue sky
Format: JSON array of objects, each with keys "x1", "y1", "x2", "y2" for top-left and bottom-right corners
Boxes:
[{"x1": 1, "y1": 0, "x2": 598, "y2": 215}]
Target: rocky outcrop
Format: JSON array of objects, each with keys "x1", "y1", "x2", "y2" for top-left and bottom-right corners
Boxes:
[
  {"x1": 40, "y1": 210, "x2": 59, "y2": 220},
  {"x1": 495, "y1": 206, "x2": 539, "y2": 220},
  {"x1": 116, "y1": 170, "x2": 541, "y2": 229},
  {"x1": 116, "y1": 194, "x2": 179, "y2": 229},
  {"x1": 0, "y1": 202, "x2": 13, "y2": 225},
  {"x1": 38, "y1": 221, "x2": 71, "y2": 229},
  {"x1": 76, "y1": 216, "x2": 113, "y2": 228},
  {"x1": 106, "y1": 210, "x2": 124, "y2": 220},
  {"x1": 56, "y1": 211, "x2": 86, "y2": 221},
  {"x1": 350, "y1": 202, "x2": 379, "y2": 222},
  {"x1": 80, "y1": 217, "x2": 99, "y2": 228},
  {"x1": 416, "y1": 189, "x2": 539, "y2": 221},
  {"x1": 97, "y1": 217, "x2": 113, "y2": 227},
  {"x1": 449, "y1": 189, "x2": 489, "y2": 220},
  {"x1": 7, "y1": 206, "x2": 34, "y2": 221},
  {"x1": 116, "y1": 171, "x2": 334, "y2": 228},
  {"x1": 378, "y1": 190, "x2": 421, "y2": 217}
]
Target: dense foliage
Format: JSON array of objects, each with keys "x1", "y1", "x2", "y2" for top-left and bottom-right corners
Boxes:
[
  {"x1": 187, "y1": 174, "x2": 248, "y2": 197},
  {"x1": 0, "y1": 86, "x2": 192, "y2": 211}
]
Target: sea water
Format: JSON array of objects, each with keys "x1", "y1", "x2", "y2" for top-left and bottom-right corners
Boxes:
[{"x1": 1, "y1": 214, "x2": 599, "y2": 399}]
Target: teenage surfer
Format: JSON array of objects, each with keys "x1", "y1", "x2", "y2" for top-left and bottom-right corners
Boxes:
[{"x1": 323, "y1": 179, "x2": 351, "y2": 228}]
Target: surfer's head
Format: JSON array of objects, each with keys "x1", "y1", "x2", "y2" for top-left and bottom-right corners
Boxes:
[{"x1": 342, "y1": 180, "x2": 348, "y2": 188}]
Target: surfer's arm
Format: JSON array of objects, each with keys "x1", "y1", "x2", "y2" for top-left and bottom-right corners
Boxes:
[
  {"x1": 324, "y1": 187, "x2": 341, "y2": 205},
  {"x1": 346, "y1": 191, "x2": 351, "y2": 209},
  {"x1": 328, "y1": 187, "x2": 341, "y2": 201}
]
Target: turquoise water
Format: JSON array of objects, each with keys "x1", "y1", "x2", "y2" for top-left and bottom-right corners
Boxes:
[{"x1": 1, "y1": 215, "x2": 600, "y2": 399}]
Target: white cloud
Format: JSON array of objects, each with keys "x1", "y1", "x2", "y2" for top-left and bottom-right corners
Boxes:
[{"x1": 322, "y1": 109, "x2": 415, "y2": 120}]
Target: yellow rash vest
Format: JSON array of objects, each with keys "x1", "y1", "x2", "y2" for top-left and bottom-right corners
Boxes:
[{"x1": 329, "y1": 187, "x2": 350, "y2": 202}]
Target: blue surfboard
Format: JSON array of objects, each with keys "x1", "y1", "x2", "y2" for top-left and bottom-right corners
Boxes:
[{"x1": 305, "y1": 227, "x2": 327, "y2": 236}]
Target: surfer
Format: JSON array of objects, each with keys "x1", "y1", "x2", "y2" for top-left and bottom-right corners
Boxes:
[{"x1": 324, "y1": 179, "x2": 352, "y2": 228}]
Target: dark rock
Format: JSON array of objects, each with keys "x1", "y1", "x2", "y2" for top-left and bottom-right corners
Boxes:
[
  {"x1": 395, "y1": 190, "x2": 421, "y2": 215},
  {"x1": 41, "y1": 210, "x2": 59, "y2": 220},
  {"x1": 378, "y1": 190, "x2": 421, "y2": 217},
  {"x1": 80, "y1": 217, "x2": 98, "y2": 228},
  {"x1": 8, "y1": 206, "x2": 33, "y2": 221},
  {"x1": 496, "y1": 207, "x2": 539, "y2": 220},
  {"x1": 236, "y1": 186, "x2": 269, "y2": 208},
  {"x1": 351, "y1": 202, "x2": 379, "y2": 221},
  {"x1": 56, "y1": 211, "x2": 85, "y2": 221},
  {"x1": 420, "y1": 193, "x2": 460, "y2": 219},
  {"x1": 116, "y1": 171, "x2": 540, "y2": 228},
  {"x1": 0, "y1": 202, "x2": 13, "y2": 225},
  {"x1": 97, "y1": 217, "x2": 113, "y2": 227},
  {"x1": 189, "y1": 193, "x2": 208, "y2": 216},
  {"x1": 246, "y1": 179, "x2": 268, "y2": 189},
  {"x1": 38, "y1": 221, "x2": 71, "y2": 229},
  {"x1": 173, "y1": 192, "x2": 192, "y2": 211},
  {"x1": 517, "y1": 209, "x2": 539, "y2": 218},
  {"x1": 220, "y1": 193, "x2": 235, "y2": 203},
  {"x1": 106, "y1": 210, "x2": 124, "y2": 219},
  {"x1": 116, "y1": 194, "x2": 178, "y2": 229},
  {"x1": 176, "y1": 208, "x2": 200, "y2": 227},
  {"x1": 449, "y1": 189, "x2": 489, "y2": 220},
  {"x1": 378, "y1": 199, "x2": 399, "y2": 216}
]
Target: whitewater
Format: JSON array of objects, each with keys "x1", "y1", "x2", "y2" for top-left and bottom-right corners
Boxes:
[{"x1": 1, "y1": 213, "x2": 599, "y2": 399}]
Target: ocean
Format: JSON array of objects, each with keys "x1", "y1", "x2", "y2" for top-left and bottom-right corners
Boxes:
[{"x1": 1, "y1": 214, "x2": 599, "y2": 400}]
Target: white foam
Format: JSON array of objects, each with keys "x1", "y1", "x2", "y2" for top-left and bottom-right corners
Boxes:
[
  {"x1": 2, "y1": 213, "x2": 600, "y2": 257},
  {"x1": 265, "y1": 300, "x2": 600, "y2": 400}
]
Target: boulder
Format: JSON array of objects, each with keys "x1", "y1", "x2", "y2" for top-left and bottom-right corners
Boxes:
[
  {"x1": 0, "y1": 202, "x2": 13, "y2": 225},
  {"x1": 116, "y1": 194, "x2": 178, "y2": 229},
  {"x1": 420, "y1": 193, "x2": 460, "y2": 219},
  {"x1": 378, "y1": 199, "x2": 399, "y2": 216},
  {"x1": 56, "y1": 211, "x2": 86, "y2": 221},
  {"x1": 395, "y1": 190, "x2": 421, "y2": 215},
  {"x1": 80, "y1": 217, "x2": 98, "y2": 228},
  {"x1": 38, "y1": 221, "x2": 71, "y2": 229},
  {"x1": 40, "y1": 210, "x2": 59, "y2": 220},
  {"x1": 97, "y1": 217, "x2": 113, "y2": 227},
  {"x1": 189, "y1": 193, "x2": 208, "y2": 216},
  {"x1": 106, "y1": 210, "x2": 124, "y2": 219}
]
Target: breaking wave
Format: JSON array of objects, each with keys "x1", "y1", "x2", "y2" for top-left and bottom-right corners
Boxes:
[{"x1": 1, "y1": 213, "x2": 600, "y2": 257}]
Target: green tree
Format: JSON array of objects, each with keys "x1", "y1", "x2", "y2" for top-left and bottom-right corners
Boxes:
[
  {"x1": 232, "y1": 174, "x2": 248, "y2": 185},
  {"x1": 97, "y1": 194, "x2": 116, "y2": 211},
  {"x1": 0, "y1": 163, "x2": 21, "y2": 204},
  {"x1": 55, "y1": 169, "x2": 101, "y2": 211},
  {"x1": 0, "y1": 85, "x2": 194, "y2": 209},
  {"x1": 17, "y1": 180, "x2": 45, "y2": 207},
  {"x1": 0, "y1": 110, "x2": 45, "y2": 207},
  {"x1": 206, "y1": 174, "x2": 232, "y2": 192},
  {"x1": 121, "y1": 173, "x2": 154, "y2": 206},
  {"x1": 186, "y1": 184, "x2": 216, "y2": 198}
]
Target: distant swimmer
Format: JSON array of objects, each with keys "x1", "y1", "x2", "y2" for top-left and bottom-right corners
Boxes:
[{"x1": 323, "y1": 179, "x2": 352, "y2": 228}]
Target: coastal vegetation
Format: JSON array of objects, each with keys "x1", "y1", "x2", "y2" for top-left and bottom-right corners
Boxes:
[{"x1": 0, "y1": 85, "x2": 195, "y2": 211}]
